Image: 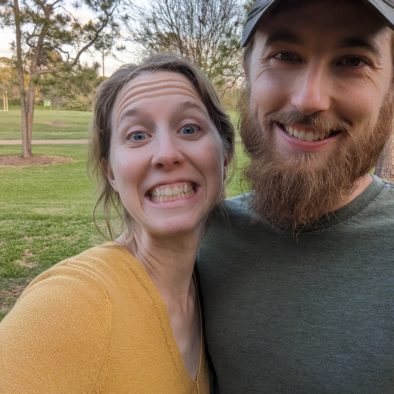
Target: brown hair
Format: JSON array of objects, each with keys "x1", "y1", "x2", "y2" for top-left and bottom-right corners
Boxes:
[{"x1": 89, "y1": 53, "x2": 234, "y2": 238}]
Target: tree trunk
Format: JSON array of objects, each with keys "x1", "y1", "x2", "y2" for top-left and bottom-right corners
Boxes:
[
  {"x1": 20, "y1": 98, "x2": 30, "y2": 158},
  {"x1": 14, "y1": 0, "x2": 33, "y2": 158},
  {"x1": 2, "y1": 90, "x2": 8, "y2": 111},
  {"x1": 21, "y1": 88, "x2": 35, "y2": 157},
  {"x1": 375, "y1": 131, "x2": 394, "y2": 182}
]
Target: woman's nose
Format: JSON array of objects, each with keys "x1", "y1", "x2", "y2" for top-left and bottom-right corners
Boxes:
[{"x1": 151, "y1": 131, "x2": 185, "y2": 169}]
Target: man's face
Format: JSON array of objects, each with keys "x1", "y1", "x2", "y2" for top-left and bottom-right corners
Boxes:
[{"x1": 242, "y1": 0, "x2": 393, "y2": 229}]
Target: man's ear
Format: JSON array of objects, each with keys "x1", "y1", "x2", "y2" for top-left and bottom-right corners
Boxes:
[{"x1": 103, "y1": 158, "x2": 118, "y2": 192}]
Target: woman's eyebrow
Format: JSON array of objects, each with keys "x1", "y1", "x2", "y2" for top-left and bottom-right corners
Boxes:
[
  {"x1": 119, "y1": 108, "x2": 139, "y2": 123},
  {"x1": 175, "y1": 100, "x2": 207, "y2": 114}
]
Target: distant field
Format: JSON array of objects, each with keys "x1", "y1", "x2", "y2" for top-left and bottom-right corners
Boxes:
[
  {"x1": 0, "y1": 111, "x2": 249, "y2": 319},
  {"x1": 0, "y1": 109, "x2": 91, "y2": 140}
]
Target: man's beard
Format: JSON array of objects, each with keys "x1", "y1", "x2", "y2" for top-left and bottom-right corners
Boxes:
[{"x1": 240, "y1": 92, "x2": 393, "y2": 231}]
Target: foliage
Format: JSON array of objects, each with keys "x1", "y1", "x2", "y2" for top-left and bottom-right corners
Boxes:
[
  {"x1": 0, "y1": 57, "x2": 14, "y2": 88},
  {"x1": 39, "y1": 64, "x2": 104, "y2": 111},
  {"x1": 123, "y1": 0, "x2": 245, "y2": 92},
  {"x1": 0, "y1": 0, "x2": 121, "y2": 157},
  {"x1": 0, "y1": 57, "x2": 19, "y2": 104},
  {"x1": 244, "y1": 0, "x2": 254, "y2": 13}
]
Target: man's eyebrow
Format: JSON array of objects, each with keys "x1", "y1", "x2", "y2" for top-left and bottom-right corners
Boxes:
[
  {"x1": 264, "y1": 29, "x2": 303, "y2": 47},
  {"x1": 340, "y1": 37, "x2": 381, "y2": 58}
]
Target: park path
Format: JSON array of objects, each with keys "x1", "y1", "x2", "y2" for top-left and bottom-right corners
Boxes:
[{"x1": 0, "y1": 139, "x2": 88, "y2": 145}]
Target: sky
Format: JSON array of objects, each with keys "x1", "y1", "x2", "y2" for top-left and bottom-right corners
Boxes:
[{"x1": 0, "y1": 0, "x2": 148, "y2": 76}]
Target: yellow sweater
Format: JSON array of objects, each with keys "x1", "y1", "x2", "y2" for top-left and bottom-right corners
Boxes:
[{"x1": 0, "y1": 243, "x2": 209, "y2": 393}]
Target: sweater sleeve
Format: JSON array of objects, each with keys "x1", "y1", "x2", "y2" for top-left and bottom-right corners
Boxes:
[{"x1": 0, "y1": 263, "x2": 112, "y2": 393}]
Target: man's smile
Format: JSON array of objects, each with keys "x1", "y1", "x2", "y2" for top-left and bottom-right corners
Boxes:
[{"x1": 277, "y1": 122, "x2": 343, "y2": 142}]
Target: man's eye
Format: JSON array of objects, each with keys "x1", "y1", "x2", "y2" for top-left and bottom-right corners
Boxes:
[
  {"x1": 128, "y1": 131, "x2": 149, "y2": 142},
  {"x1": 180, "y1": 124, "x2": 200, "y2": 135},
  {"x1": 337, "y1": 56, "x2": 367, "y2": 67},
  {"x1": 273, "y1": 52, "x2": 300, "y2": 63}
]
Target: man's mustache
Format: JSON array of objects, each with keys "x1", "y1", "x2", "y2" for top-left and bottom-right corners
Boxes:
[{"x1": 266, "y1": 111, "x2": 350, "y2": 135}]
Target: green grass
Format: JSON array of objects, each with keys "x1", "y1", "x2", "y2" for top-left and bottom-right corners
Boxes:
[
  {"x1": 0, "y1": 145, "x2": 101, "y2": 276},
  {"x1": 0, "y1": 144, "x2": 102, "y2": 317},
  {"x1": 0, "y1": 109, "x2": 91, "y2": 140}
]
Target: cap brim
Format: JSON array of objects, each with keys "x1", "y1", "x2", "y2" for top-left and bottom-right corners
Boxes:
[{"x1": 241, "y1": 0, "x2": 394, "y2": 47}]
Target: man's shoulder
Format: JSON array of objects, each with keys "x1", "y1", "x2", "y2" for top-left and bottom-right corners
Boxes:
[
  {"x1": 369, "y1": 176, "x2": 394, "y2": 210},
  {"x1": 380, "y1": 178, "x2": 394, "y2": 193},
  {"x1": 364, "y1": 177, "x2": 394, "y2": 228},
  {"x1": 377, "y1": 175, "x2": 394, "y2": 190},
  {"x1": 224, "y1": 193, "x2": 251, "y2": 213},
  {"x1": 211, "y1": 193, "x2": 258, "y2": 227}
]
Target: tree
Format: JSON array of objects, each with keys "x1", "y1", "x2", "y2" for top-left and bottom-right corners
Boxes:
[
  {"x1": 39, "y1": 63, "x2": 103, "y2": 110},
  {"x1": 93, "y1": 28, "x2": 125, "y2": 77},
  {"x1": 0, "y1": 0, "x2": 121, "y2": 157},
  {"x1": 0, "y1": 57, "x2": 14, "y2": 110},
  {"x1": 123, "y1": 0, "x2": 244, "y2": 92}
]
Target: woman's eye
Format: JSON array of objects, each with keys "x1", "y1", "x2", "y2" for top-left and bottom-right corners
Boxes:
[
  {"x1": 180, "y1": 124, "x2": 200, "y2": 135},
  {"x1": 128, "y1": 131, "x2": 149, "y2": 142}
]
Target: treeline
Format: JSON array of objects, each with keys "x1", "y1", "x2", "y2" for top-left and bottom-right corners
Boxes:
[{"x1": 1, "y1": 58, "x2": 103, "y2": 111}]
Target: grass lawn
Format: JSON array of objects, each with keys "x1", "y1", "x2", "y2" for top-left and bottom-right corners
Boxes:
[
  {"x1": 0, "y1": 109, "x2": 92, "y2": 140},
  {"x1": 0, "y1": 116, "x2": 249, "y2": 319},
  {"x1": 0, "y1": 144, "x2": 103, "y2": 319}
]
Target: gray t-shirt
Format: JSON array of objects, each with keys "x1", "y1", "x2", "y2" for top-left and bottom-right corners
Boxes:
[{"x1": 198, "y1": 176, "x2": 394, "y2": 394}]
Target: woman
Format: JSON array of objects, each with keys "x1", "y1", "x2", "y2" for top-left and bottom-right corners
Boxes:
[{"x1": 0, "y1": 54, "x2": 234, "y2": 393}]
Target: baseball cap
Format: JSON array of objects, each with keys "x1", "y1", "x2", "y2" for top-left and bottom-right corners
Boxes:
[{"x1": 241, "y1": 0, "x2": 394, "y2": 47}]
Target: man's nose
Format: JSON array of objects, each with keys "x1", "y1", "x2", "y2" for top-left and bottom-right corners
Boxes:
[
  {"x1": 151, "y1": 131, "x2": 184, "y2": 169},
  {"x1": 290, "y1": 64, "x2": 331, "y2": 116}
]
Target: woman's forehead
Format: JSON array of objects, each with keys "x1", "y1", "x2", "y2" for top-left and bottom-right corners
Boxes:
[{"x1": 113, "y1": 71, "x2": 204, "y2": 118}]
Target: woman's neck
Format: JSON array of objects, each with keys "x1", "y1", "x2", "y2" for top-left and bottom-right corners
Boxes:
[
  {"x1": 124, "y1": 229, "x2": 201, "y2": 298},
  {"x1": 121, "y1": 228, "x2": 202, "y2": 378}
]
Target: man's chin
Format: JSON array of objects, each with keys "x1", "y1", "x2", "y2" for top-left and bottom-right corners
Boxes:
[{"x1": 246, "y1": 155, "x2": 352, "y2": 231}]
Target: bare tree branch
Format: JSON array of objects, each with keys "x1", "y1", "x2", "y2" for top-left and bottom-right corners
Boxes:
[{"x1": 123, "y1": 0, "x2": 244, "y2": 93}]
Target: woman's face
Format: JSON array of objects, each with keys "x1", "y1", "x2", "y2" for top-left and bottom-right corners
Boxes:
[{"x1": 107, "y1": 71, "x2": 227, "y2": 239}]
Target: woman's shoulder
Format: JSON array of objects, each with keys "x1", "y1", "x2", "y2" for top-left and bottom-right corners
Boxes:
[
  {"x1": 3, "y1": 242, "x2": 137, "y2": 340},
  {"x1": 30, "y1": 242, "x2": 138, "y2": 290},
  {"x1": 4, "y1": 242, "x2": 125, "y2": 329}
]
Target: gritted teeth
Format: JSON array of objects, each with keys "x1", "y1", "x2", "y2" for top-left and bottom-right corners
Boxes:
[
  {"x1": 148, "y1": 182, "x2": 196, "y2": 203},
  {"x1": 281, "y1": 123, "x2": 341, "y2": 142}
]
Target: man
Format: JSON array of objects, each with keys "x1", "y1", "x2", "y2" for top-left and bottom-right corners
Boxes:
[{"x1": 198, "y1": 0, "x2": 394, "y2": 392}]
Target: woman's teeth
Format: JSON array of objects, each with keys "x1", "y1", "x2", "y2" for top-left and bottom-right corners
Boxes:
[{"x1": 149, "y1": 183, "x2": 195, "y2": 202}]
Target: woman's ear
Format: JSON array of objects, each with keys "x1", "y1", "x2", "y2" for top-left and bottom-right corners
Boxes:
[
  {"x1": 223, "y1": 157, "x2": 228, "y2": 181},
  {"x1": 103, "y1": 158, "x2": 118, "y2": 191}
]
